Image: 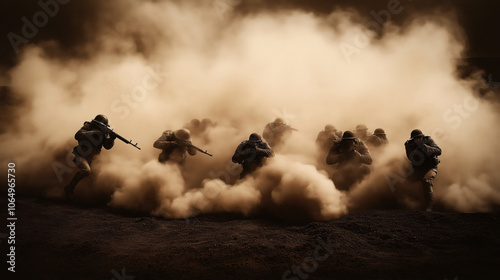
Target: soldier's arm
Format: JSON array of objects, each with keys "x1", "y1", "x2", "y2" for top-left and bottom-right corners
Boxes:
[
  {"x1": 405, "y1": 140, "x2": 428, "y2": 167},
  {"x1": 422, "y1": 137, "x2": 442, "y2": 156},
  {"x1": 103, "y1": 134, "x2": 115, "y2": 150},
  {"x1": 326, "y1": 148, "x2": 340, "y2": 165},
  {"x1": 367, "y1": 136, "x2": 381, "y2": 147},
  {"x1": 74, "y1": 128, "x2": 87, "y2": 140},
  {"x1": 405, "y1": 140, "x2": 415, "y2": 160},
  {"x1": 355, "y1": 141, "x2": 373, "y2": 165},
  {"x1": 75, "y1": 125, "x2": 101, "y2": 141},
  {"x1": 153, "y1": 132, "x2": 176, "y2": 150},
  {"x1": 232, "y1": 143, "x2": 247, "y2": 163},
  {"x1": 185, "y1": 141, "x2": 198, "y2": 156},
  {"x1": 256, "y1": 142, "x2": 274, "y2": 157}
]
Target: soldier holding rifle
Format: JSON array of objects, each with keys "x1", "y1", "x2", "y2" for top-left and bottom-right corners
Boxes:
[
  {"x1": 153, "y1": 128, "x2": 212, "y2": 165},
  {"x1": 232, "y1": 133, "x2": 273, "y2": 179},
  {"x1": 64, "y1": 114, "x2": 141, "y2": 198},
  {"x1": 326, "y1": 131, "x2": 372, "y2": 191}
]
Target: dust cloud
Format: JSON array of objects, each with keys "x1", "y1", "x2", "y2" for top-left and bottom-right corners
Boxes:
[{"x1": 1, "y1": 0, "x2": 499, "y2": 220}]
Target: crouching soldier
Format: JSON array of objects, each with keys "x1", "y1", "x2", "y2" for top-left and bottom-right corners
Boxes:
[
  {"x1": 153, "y1": 128, "x2": 198, "y2": 164},
  {"x1": 366, "y1": 128, "x2": 389, "y2": 148},
  {"x1": 65, "y1": 114, "x2": 116, "y2": 198},
  {"x1": 315, "y1": 124, "x2": 342, "y2": 153},
  {"x1": 327, "y1": 131, "x2": 372, "y2": 191},
  {"x1": 405, "y1": 129, "x2": 442, "y2": 211},
  {"x1": 153, "y1": 128, "x2": 212, "y2": 165},
  {"x1": 232, "y1": 133, "x2": 273, "y2": 179},
  {"x1": 354, "y1": 124, "x2": 371, "y2": 142},
  {"x1": 262, "y1": 118, "x2": 296, "y2": 149}
]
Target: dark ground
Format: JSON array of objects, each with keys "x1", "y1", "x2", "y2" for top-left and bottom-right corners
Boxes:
[{"x1": 2, "y1": 197, "x2": 500, "y2": 280}]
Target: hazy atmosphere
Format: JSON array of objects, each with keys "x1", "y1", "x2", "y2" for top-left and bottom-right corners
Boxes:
[
  {"x1": 2, "y1": 0, "x2": 499, "y2": 219},
  {"x1": 1, "y1": 1, "x2": 500, "y2": 279}
]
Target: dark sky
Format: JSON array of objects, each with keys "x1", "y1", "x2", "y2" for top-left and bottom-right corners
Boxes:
[{"x1": 1, "y1": 0, "x2": 499, "y2": 71}]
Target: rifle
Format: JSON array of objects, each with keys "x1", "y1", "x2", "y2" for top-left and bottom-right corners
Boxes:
[
  {"x1": 87, "y1": 120, "x2": 141, "y2": 150},
  {"x1": 183, "y1": 141, "x2": 213, "y2": 157},
  {"x1": 283, "y1": 124, "x2": 298, "y2": 131}
]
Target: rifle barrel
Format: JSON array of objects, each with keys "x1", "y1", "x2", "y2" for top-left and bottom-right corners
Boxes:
[
  {"x1": 189, "y1": 143, "x2": 213, "y2": 156},
  {"x1": 89, "y1": 120, "x2": 141, "y2": 150}
]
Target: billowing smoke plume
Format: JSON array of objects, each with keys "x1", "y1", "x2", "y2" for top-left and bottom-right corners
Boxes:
[{"x1": 1, "y1": 0, "x2": 499, "y2": 220}]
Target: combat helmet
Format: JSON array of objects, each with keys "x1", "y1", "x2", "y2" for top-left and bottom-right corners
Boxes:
[
  {"x1": 355, "y1": 124, "x2": 368, "y2": 131},
  {"x1": 174, "y1": 128, "x2": 191, "y2": 141},
  {"x1": 274, "y1": 118, "x2": 285, "y2": 125},
  {"x1": 341, "y1": 131, "x2": 356, "y2": 140},
  {"x1": 410, "y1": 129, "x2": 424, "y2": 139},
  {"x1": 249, "y1": 133, "x2": 262, "y2": 142},
  {"x1": 94, "y1": 114, "x2": 109, "y2": 125},
  {"x1": 374, "y1": 128, "x2": 386, "y2": 135},
  {"x1": 325, "y1": 124, "x2": 336, "y2": 132}
]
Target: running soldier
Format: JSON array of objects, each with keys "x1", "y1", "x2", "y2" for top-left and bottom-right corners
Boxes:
[
  {"x1": 405, "y1": 129, "x2": 442, "y2": 211},
  {"x1": 64, "y1": 114, "x2": 116, "y2": 198}
]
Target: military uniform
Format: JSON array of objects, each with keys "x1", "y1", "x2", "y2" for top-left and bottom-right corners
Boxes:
[
  {"x1": 405, "y1": 129, "x2": 441, "y2": 211},
  {"x1": 366, "y1": 128, "x2": 388, "y2": 148},
  {"x1": 232, "y1": 133, "x2": 273, "y2": 178},
  {"x1": 262, "y1": 118, "x2": 295, "y2": 148},
  {"x1": 65, "y1": 115, "x2": 115, "y2": 197},
  {"x1": 326, "y1": 131, "x2": 372, "y2": 190},
  {"x1": 354, "y1": 124, "x2": 371, "y2": 142},
  {"x1": 153, "y1": 129, "x2": 197, "y2": 164}
]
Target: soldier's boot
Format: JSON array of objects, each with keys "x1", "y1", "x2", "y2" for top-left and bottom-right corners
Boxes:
[
  {"x1": 422, "y1": 180, "x2": 434, "y2": 212},
  {"x1": 64, "y1": 171, "x2": 88, "y2": 199}
]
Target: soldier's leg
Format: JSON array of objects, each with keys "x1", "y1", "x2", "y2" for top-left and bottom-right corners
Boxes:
[
  {"x1": 65, "y1": 155, "x2": 91, "y2": 197},
  {"x1": 357, "y1": 165, "x2": 371, "y2": 182},
  {"x1": 169, "y1": 149, "x2": 187, "y2": 165},
  {"x1": 158, "y1": 150, "x2": 169, "y2": 163},
  {"x1": 332, "y1": 168, "x2": 351, "y2": 191},
  {"x1": 422, "y1": 168, "x2": 437, "y2": 211},
  {"x1": 240, "y1": 162, "x2": 257, "y2": 179}
]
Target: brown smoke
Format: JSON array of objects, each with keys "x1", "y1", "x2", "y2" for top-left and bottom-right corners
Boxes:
[{"x1": 1, "y1": 1, "x2": 499, "y2": 220}]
